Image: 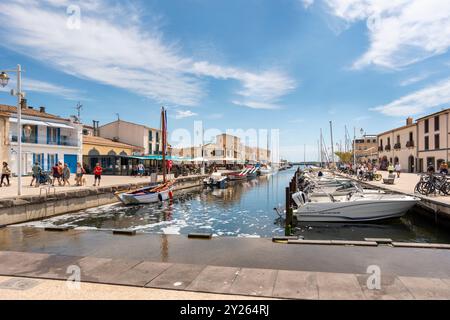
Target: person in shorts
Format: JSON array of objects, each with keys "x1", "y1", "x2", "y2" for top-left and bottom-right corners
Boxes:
[{"x1": 93, "y1": 163, "x2": 103, "y2": 187}]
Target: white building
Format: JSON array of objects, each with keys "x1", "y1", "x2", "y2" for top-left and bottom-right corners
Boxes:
[{"x1": 0, "y1": 101, "x2": 83, "y2": 175}]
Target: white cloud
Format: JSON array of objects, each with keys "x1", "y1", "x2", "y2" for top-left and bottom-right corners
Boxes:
[
  {"x1": 175, "y1": 110, "x2": 198, "y2": 119},
  {"x1": 325, "y1": 0, "x2": 450, "y2": 69},
  {"x1": 0, "y1": 0, "x2": 295, "y2": 109},
  {"x1": 0, "y1": 77, "x2": 81, "y2": 100},
  {"x1": 371, "y1": 77, "x2": 450, "y2": 116},
  {"x1": 399, "y1": 73, "x2": 432, "y2": 87}
]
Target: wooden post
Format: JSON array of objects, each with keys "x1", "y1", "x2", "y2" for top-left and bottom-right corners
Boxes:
[{"x1": 285, "y1": 186, "x2": 292, "y2": 236}]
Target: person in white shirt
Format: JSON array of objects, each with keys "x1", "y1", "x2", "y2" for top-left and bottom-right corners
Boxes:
[{"x1": 395, "y1": 162, "x2": 401, "y2": 178}]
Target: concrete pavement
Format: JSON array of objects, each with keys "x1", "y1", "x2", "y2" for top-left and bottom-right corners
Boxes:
[{"x1": 0, "y1": 250, "x2": 449, "y2": 300}]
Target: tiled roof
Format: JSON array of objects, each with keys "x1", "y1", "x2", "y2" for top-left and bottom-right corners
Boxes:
[
  {"x1": 83, "y1": 135, "x2": 143, "y2": 150},
  {"x1": 0, "y1": 104, "x2": 69, "y2": 121}
]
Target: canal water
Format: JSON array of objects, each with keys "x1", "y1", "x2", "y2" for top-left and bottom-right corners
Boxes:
[{"x1": 17, "y1": 167, "x2": 450, "y2": 243}]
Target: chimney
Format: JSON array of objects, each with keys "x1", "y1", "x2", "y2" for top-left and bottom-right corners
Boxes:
[
  {"x1": 406, "y1": 117, "x2": 413, "y2": 125},
  {"x1": 20, "y1": 98, "x2": 27, "y2": 109},
  {"x1": 92, "y1": 120, "x2": 100, "y2": 137},
  {"x1": 39, "y1": 106, "x2": 46, "y2": 113}
]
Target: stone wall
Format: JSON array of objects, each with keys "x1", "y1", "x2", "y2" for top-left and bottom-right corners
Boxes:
[{"x1": 0, "y1": 175, "x2": 207, "y2": 225}]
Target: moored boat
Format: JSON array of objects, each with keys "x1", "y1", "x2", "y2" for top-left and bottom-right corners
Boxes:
[{"x1": 292, "y1": 190, "x2": 420, "y2": 222}]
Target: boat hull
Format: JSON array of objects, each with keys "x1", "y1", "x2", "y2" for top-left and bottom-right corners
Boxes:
[
  {"x1": 118, "y1": 188, "x2": 170, "y2": 205},
  {"x1": 294, "y1": 199, "x2": 419, "y2": 222}
]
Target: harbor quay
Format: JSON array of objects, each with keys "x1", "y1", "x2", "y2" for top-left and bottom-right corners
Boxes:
[{"x1": 0, "y1": 229, "x2": 450, "y2": 300}]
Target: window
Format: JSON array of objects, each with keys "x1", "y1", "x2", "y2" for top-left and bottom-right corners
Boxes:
[
  {"x1": 149, "y1": 144, "x2": 152, "y2": 155},
  {"x1": 373, "y1": 139, "x2": 376, "y2": 143},
  {"x1": 424, "y1": 119, "x2": 429, "y2": 133},
  {"x1": 396, "y1": 135, "x2": 400, "y2": 144},
  {"x1": 47, "y1": 127, "x2": 59, "y2": 145},
  {"x1": 409, "y1": 132, "x2": 413, "y2": 142},
  {"x1": 435, "y1": 134, "x2": 440, "y2": 149},
  {"x1": 149, "y1": 130, "x2": 153, "y2": 142},
  {"x1": 387, "y1": 137, "x2": 391, "y2": 145},
  {"x1": 425, "y1": 136, "x2": 429, "y2": 150},
  {"x1": 380, "y1": 139, "x2": 383, "y2": 147},
  {"x1": 22, "y1": 125, "x2": 38, "y2": 143},
  {"x1": 435, "y1": 116, "x2": 440, "y2": 131}
]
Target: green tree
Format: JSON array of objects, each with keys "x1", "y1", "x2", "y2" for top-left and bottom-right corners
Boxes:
[{"x1": 335, "y1": 151, "x2": 353, "y2": 163}]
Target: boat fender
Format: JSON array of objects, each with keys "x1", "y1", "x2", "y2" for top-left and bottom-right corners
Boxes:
[
  {"x1": 158, "y1": 193, "x2": 163, "y2": 202},
  {"x1": 169, "y1": 190, "x2": 173, "y2": 200}
]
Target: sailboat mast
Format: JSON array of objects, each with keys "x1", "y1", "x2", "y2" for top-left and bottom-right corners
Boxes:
[{"x1": 161, "y1": 106, "x2": 167, "y2": 183}]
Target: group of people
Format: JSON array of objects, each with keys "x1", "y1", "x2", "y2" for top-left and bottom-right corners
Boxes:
[
  {"x1": 387, "y1": 162, "x2": 402, "y2": 178},
  {"x1": 28, "y1": 162, "x2": 103, "y2": 187},
  {"x1": 425, "y1": 162, "x2": 449, "y2": 175}
]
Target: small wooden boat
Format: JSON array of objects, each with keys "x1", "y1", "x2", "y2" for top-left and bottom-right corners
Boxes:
[
  {"x1": 116, "y1": 107, "x2": 175, "y2": 205},
  {"x1": 116, "y1": 181, "x2": 174, "y2": 205}
]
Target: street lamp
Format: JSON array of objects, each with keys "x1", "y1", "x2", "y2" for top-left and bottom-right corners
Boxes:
[
  {"x1": 1, "y1": 65, "x2": 24, "y2": 196},
  {"x1": 0, "y1": 72, "x2": 10, "y2": 87}
]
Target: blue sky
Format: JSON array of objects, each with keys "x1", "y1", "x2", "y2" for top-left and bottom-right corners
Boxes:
[{"x1": 1, "y1": 0, "x2": 450, "y2": 161}]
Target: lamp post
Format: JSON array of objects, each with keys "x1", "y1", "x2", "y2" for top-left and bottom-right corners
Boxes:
[{"x1": 1, "y1": 65, "x2": 24, "y2": 196}]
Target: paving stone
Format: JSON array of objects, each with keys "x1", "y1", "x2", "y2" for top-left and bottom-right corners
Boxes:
[
  {"x1": 0, "y1": 277, "x2": 40, "y2": 290},
  {"x1": 273, "y1": 270, "x2": 318, "y2": 300},
  {"x1": 21, "y1": 254, "x2": 81, "y2": 280},
  {"x1": 356, "y1": 274, "x2": 414, "y2": 300},
  {"x1": 146, "y1": 263, "x2": 206, "y2": 290},
  {"x1": 316, "y1": 272, "x2": 365, "y2": 300},
  {"x1": 229, "y1": 268, "x2": 278, "y2": 297},
  {"x1": 0, "y1": 251, "x2": 51, "y2": 276},
  {"x1": 112, "y1": 261, "x2": 173, "y2": 287},
  {"x1": 75, "y1": 257, "x2": 141, "y2": 284},
  {"x1": 186, "y1": 265, "x2": 240, "y2": 294},
  {"x1": 399, "y1": 276, "x2": 450, "y2": 299}
]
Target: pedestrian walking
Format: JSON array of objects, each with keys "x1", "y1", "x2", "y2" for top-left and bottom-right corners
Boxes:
[
  {"x1": 395, "y1": 162, "x2": 401, "y2": 178},
  {"x1": 388, "y1": 163, "x2": 394, "y2": 174},
  {"x1": 75, "y1": 162, "x2": 85, "y2": 186},
  {"x1": 30, "y1": 162, "x2": 42, "y2": 187},
  {"x1": 52, "y1": 163, "x2": 62, "y2": 186},
  {"x1": 138, "y1": 163, "x2": 145, "y2": 177},
  {"x1": 0, "y1": 162, "x2": 11, "y2": 187},
  {"x1": 93, "y1": 163, "x2": 103, "y2": 187},
  {"x1": 62, "y1": 163, "x2": 71, "y2": 186}
]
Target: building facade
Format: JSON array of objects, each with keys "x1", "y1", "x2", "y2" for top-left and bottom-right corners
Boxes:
[
  {"x1": 99, "y1": 119, "x2": 162, "y2": 156},
  {"x1": 416, "y1": 109, "x2": 450, "y2": 172},
  {"x1": 354, "y1": 135, "x2": 378, "y2": 164},
  {"x1": 377, "y1": 117, "x2": 417, "y2": 172},
  {"x1": 0, "y1": 102, "x2": 83, "y2": 175}
]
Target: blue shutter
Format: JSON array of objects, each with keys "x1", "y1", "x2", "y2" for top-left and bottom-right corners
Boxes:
[
  {"x1": 55, "y1": 154, "x2": 58, "y2": 165},
  {"x1": 35, "y1": 126, "x2": 38, "y2": 144},
  {"x1": 57, "y1": 128, "x2": 61, "y2": 145},
  {"x1": 41, "y1": 153, "x2": 44, "y2": 168},
  {"x1": 33, "y1": 153, "x2": 35, "y2": 165},
  {"x1": 47, "y1": 127, "x2": 50, "y2": 144}
]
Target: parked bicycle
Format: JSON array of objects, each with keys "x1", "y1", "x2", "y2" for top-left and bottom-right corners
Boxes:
[{"x1": 414, "y1": 173, "x2": 450, "y2": 196}]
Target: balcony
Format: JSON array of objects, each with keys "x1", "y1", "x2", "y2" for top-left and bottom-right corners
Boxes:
[
  {"x1": 385, "y1": 145, "x2": 391, "y2": 151},
  {"x1": 11, "y1": 135, "x2": 79, "y2": 147},
  {"x1": 406, "y1": 140, "x2": 415, "y2": 148},
  {"x1": 394, "y1": 143, "x2": 401, "y2": 150}
]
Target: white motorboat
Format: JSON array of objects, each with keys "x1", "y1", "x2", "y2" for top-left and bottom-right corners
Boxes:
[
  {"x1": 259, "y1": 165, "x2": 273, "y2": 175},
  {"x1": 203, "y1": 172, "x2": 228, "y2": 188},
  {"x1": 292, "y1": 191, "x2": 420, "y2": 222}
]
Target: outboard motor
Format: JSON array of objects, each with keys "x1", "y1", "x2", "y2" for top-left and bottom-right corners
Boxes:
[{"x1": 292, "y1": 191, "x2": 307, "y2": 208}]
